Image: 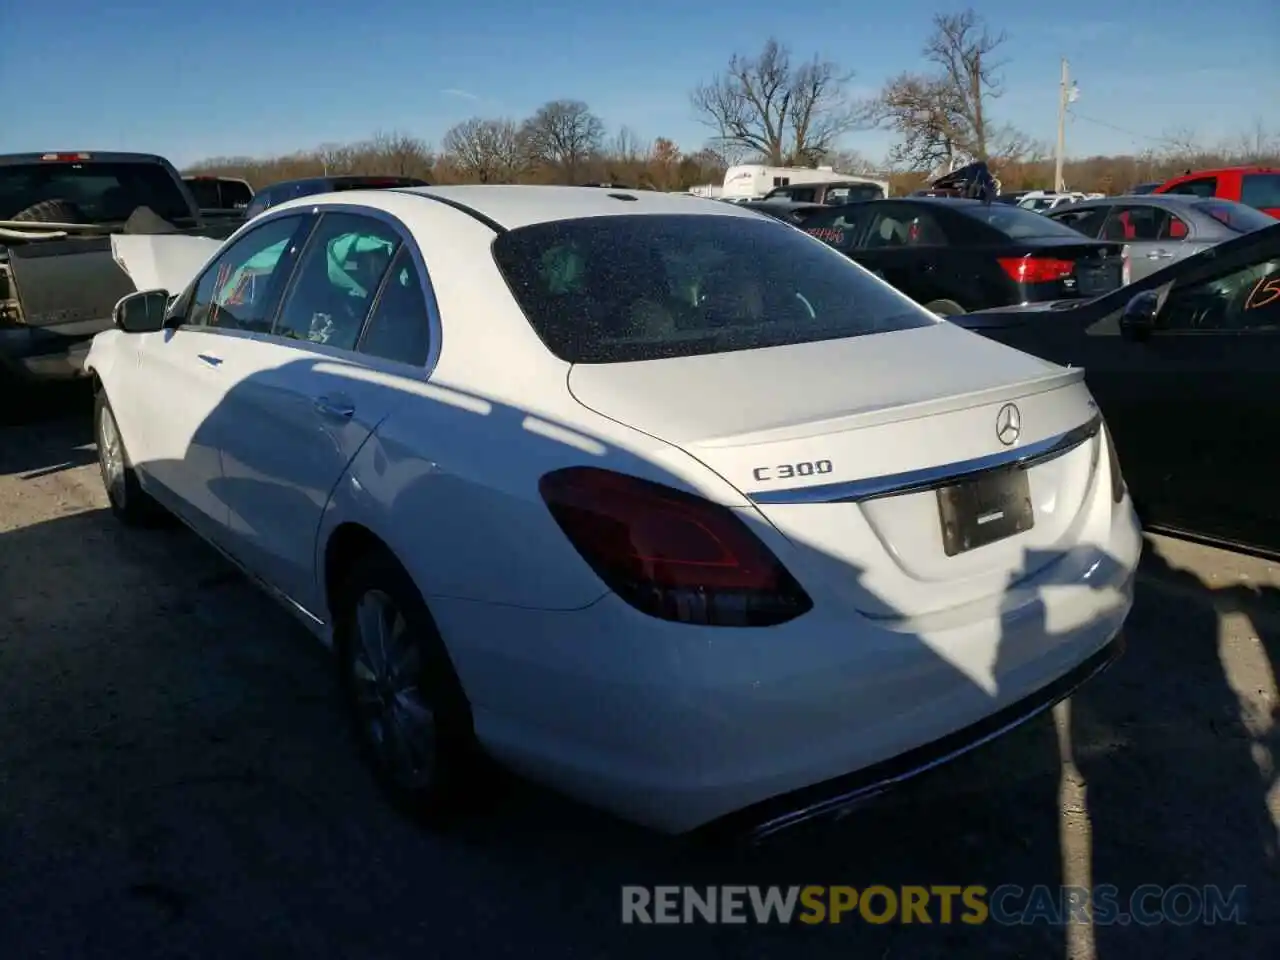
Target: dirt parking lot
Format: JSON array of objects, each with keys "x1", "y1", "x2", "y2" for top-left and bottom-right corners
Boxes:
[{"x1": 1, "y1": 394, "x2": 1277, "y2": 960}]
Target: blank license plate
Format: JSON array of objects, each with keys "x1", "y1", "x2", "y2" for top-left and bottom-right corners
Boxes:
[
  {"x1": 937, "y1": 468, "x2": 1034, "y2": 557},
  {"x1": 1077, "y1": 264, "x2": 1120, "y2": 296}
]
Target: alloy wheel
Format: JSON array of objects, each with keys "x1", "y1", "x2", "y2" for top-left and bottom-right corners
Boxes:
[{"x1": 349, "y1": 589, "x2": 437, "y2": 790}]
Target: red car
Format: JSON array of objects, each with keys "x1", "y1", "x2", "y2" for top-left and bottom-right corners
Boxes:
[{"x1": 1153, "y1": 166, "x2": 1280, "y2": 218}]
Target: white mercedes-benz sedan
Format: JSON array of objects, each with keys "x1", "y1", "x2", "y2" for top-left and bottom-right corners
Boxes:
[{"x1": 86, "y1": 185, "x2": 1141, "y2": 837}]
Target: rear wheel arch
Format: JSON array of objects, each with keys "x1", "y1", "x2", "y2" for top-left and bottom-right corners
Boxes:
[{"x1": 324, "y1": 521, "x2": 391, "y2": 615}]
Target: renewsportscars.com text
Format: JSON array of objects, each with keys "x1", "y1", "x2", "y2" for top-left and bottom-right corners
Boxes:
[{"x1": 621, "y1": 884, "x2": 1248, "y2": 926}]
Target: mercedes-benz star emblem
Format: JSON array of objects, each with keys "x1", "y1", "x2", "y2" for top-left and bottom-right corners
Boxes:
[{"x1": 995, "y1": 402, "x2": 1022, "y2": 446}]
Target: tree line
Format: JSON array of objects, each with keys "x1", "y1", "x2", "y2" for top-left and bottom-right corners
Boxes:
[{"x1": 187, "y1": 9, "x2": 1278, "y2": 196}]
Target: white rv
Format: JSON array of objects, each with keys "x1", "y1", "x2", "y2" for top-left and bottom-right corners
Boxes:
[{"x1": 721, "y1": 164, "x2": 889, "y2": 202}]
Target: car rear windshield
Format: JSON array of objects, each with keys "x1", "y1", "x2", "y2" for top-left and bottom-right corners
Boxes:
[
  {"x1": 957, "y1": 203, "x2": 1086, "y2": 239},
  {"x1": 1195, "y1": 199, "x2": 1277, "y2": 233},
  {"x1": 491, "y1": 214, "x2": 937, "y2": 363},
  {"x1": 0, "y1": 160, "x2": 194, "y2": 225}
]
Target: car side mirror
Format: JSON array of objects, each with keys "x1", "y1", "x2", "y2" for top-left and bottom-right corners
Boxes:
[
  {"x1": 112, "y1": 289, "x2": 170, "y2": 333},
  {"x1": 1118, "y1": 289, "x2": 1160, "y2": 341}
]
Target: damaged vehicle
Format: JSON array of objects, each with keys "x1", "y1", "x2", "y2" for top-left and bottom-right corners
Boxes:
[
  {"x1": 87, "y1": 186, "x2": 1139, "y2": 838},
  {"x1": 0, "y1": 151, "x2": 237, "y2": 394}
]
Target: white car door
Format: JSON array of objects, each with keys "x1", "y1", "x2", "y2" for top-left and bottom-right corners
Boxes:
[
  {"x1": 132, "y1": 214, "x2": 313, "y2": 539},
  {"x1": 212, "y1": 210, "x2": 434, "y2": 613}
]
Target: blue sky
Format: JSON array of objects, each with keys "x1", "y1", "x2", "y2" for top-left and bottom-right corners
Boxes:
[{"x1": 2, "y1": 0, "x2": 1275, "y2": 167}]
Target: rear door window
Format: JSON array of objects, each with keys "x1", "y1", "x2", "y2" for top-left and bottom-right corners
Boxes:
[
  {"x1": 861, "y1": 203, "x2": 949, "y2": 248},
  {"x1": 358, "y1": 246, "x2": 433, "y2": 366},
  {"x1": 1101, "y1": 204, "x2": 1189, "y2": 242},
  {"x1": 491, "y1": 213, "x2": 936, "y2": 363}
]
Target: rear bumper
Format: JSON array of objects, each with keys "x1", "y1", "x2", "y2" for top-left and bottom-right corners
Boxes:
[
  {"x1": 431, "y1": 500, "x2": 1142, "y2": 835},
  {"x1": 700, "y1": 633, "x2": 1123, "y2": 841},
  {"x1": 0, "y1": 321, "x2": 102, "y2": 381}
]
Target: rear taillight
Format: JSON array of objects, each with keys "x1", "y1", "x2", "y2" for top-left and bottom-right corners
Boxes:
[
  {"x1": 998, "y1": 256, "x2": 1075, "y2": 285},
  {"x1": 1102, "y1": 422, "x2": 1126, "y2": 503},
  {"x1": 539, "y1": 467, "x2": 812, "y2": 627}
]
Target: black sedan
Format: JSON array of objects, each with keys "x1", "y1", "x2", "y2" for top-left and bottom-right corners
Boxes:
[
  {"x1": 953, "y1": 222, "x2": 1280, "y2": 555},
  {"x1": 800, "y1": 198, "x2": 1126, "y2": 315},
  {"x1": 738, "y1": 199, "x2": 828, "y2": 225}
]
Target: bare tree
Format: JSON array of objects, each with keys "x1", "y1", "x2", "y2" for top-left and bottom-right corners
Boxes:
[
  {"x1": 1233, "y1": 118, "x2": 1277, "y2": 163},
  {"x1": 364, "y1": 130, "x2": 434, "y2": 178},
  {"x1": 441, "y1": 117, "x2": 526, "y2": 183},
  {"x1": 315, "y1": 143, "x2": 354, "y2": 176},
  {"x1": 826, "y1": 148, "x2": 882, "y2": 176},
  {"x1": 611, "y1": 126, "x2": 646, "y2": 165},
  {"x1": 871, "y1": 10, "x2": 1026, "y2": 172},
  {"x1": 520, "y1": 100, "x2": 605, "y2": 182},
  {"x1": 690, "y1": 39, "x2": 867, "y2": 166},
  {"x1": 698, "y1": 139, "x2": 755, "y2": 169}
]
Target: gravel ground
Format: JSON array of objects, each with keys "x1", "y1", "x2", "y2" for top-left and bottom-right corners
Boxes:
[{"x1": 1, "y1": 393, "x2": 1276, "y2": 960}]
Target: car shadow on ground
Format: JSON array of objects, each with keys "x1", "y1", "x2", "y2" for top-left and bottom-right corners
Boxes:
[
  {"x1": 0, "y1": 380, "x2": 97, "y2": 477},
  {"x1": 1, "y1": 411, "x2": 1276, "y2": 958}
]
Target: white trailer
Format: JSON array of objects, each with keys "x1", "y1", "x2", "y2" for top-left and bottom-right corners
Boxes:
[{"x1": 721, "y1": 164, "x2": 878, "y2": 201}]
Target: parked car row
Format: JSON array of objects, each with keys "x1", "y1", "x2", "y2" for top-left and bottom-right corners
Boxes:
[
  {"x1": 796, "y1": 195, "x2": 1129, "y2": 315},
  {"x1": 10, "y1": 156, "x2": 1274, "y2": 844},
  {"x1": 735, "y1": 162, "x2": 1277, "y2": 558}
]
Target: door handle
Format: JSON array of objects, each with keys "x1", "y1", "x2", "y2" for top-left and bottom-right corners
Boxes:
[
  {"x1": 313, "y1": 396, "x2": 355, "y2": 419},
  {"x1": 1145, "y1": 250, "x2": 1175, "y2": 260},
  {"x1": 197, "y1": 353, "x2": 223, "y2": 367}
]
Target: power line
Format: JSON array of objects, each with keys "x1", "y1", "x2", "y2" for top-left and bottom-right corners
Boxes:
[{"x1": 1065, "y1": 108, "x2": 1186, "y2": 149}]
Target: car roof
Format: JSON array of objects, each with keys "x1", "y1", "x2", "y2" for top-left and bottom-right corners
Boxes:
[
  {"x1": 0, "y1": 151, "x2": 172, "y2": 165},
  {"x1": 1164, "y1": 166, "x2": 1279, "y2": 177},
  {"x1": 395, "y1": 184, "x2": 762, "y2": 229},
  {"x1": 1052, "y1": 194, "x2": 1226, "y2": 209}
]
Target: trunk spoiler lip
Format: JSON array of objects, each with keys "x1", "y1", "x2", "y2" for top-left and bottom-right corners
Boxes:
[
  {"x1": 693, "y1": 365, "x2": 1085, "y2": 450},
  {"x1": 747, "y1": 413, "x2": 1102, "y2": 506}
]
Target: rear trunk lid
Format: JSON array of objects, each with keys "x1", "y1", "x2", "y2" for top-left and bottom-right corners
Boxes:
[
  {"x1": 568, "y1": 323, "x2": 1104, "y2": 620},
  {"x1": 998, "y1": 237, "x2": 1125, "y2": 301}
]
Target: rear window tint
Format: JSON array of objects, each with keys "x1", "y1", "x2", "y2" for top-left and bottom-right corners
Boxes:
[
  {"x1": 958, "y1": 203, "x2": 1086, "y2": 239},
  {"x1": 185, "y1": 178, "x2": 221, "y2": 208},
  {"x1": 491, "y1": 214, "x2": 936, "y2": 363},
  {"x1": 1193, "y1": 199, "x2": 1277, "y2": 233},
  {"x1": 220, "y1": 180, "x2": 253, "y2": 208},
  {"x1": 0, "y1": 160, "x2": 193, "y2": 224}
]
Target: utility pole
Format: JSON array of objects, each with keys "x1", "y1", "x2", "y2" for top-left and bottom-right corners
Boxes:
[{"x1": 1054, "y1": 58, "x2": 1069, "y2": 193}]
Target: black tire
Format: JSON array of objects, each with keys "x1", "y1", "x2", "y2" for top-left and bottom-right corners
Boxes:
[
  {"x1": 94, "y1": 390, "x2": 164, "y2": 525},
  {"x1": 9, "y1": 198, "x2": 87, "y2": 224},
  {"x1": 924, "y1": 299, "x2": 966, "y2": 317},
  {"x1": 334, "y1": 548, "x2": 482, "y2": 824}
]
